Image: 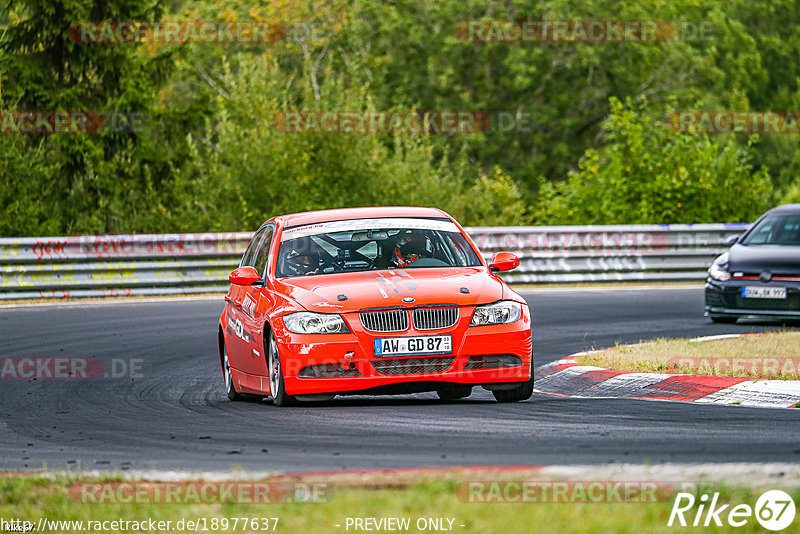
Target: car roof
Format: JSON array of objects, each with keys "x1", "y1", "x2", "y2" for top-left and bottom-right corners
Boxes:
[
  {"x1": 766, "y1": 203, "x2": 800, "y2": 215},
  {"x1": 270, "y1": 206, "x2": 451, "y2": 227}
]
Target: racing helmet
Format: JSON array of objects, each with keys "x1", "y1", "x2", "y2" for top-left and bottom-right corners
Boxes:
[
  {"x1": 285, "y1": 240, "x2": 321, "y2": 276},
  {"x1": 392, "y1": 233, "x2": 433, "y2": 267}
]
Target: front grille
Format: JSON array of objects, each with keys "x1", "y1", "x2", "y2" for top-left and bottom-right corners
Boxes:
[
  {"x1": 360, "y1": 309, "x2": 409, "y2": 332},
  {"x1": 734, "y1": 273, "x2": 800, "y2": 281},
  {"x1": 298, "y1": 364, "x2": 361, "y2": 378},
  {"x1": 413, "y1": 307, "x2": 459, "y2": 330},
  {"x1": 714, "y1": 285, "x2": 800, "y2": 311},
  {"x1": 733, "y1": 292, "x2": 800, "y2": 311},
  {"x1": 371, "y1": 357, "x2": 455, "y2": 375},
  {"x1": 464, "y1": 355, "x2": 523, "y2": 370},
  {"x1": 704, "y1": 287, "x2": 724, "y2": 307}
]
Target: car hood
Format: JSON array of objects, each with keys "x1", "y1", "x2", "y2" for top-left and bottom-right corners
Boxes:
[
  {"x1": 727, "y1": 244, "x2": 800, "y2": 275},
  {"x1": 274, "y1": 267, "x2": 505, "y2": 313}
]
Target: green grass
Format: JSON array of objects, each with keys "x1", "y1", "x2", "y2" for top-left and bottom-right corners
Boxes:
[
  {"x1": 577, "y1": 332, "x2": 800, "y2": 380},
  {"x1": 1, "y1": 475, "x2": 797, "y2": 534}
]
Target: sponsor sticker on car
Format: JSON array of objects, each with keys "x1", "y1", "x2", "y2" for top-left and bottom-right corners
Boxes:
[
  {"x1": 281, "y1": 218, "x2": 459, "y2": 241},
  {"x1": 374, "y1": 335, "x2": 452, "y2": 357}
]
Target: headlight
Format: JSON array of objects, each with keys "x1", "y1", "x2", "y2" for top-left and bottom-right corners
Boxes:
[
  {"x1": 283, "y1": 312, "x2": 349, "y2": 334},
  {"x1": 470, "y1": 301, "x2": 523, "y2": 326},
  {"x1": 708, "y1": 253, "x2": 731, "y2": 281}
]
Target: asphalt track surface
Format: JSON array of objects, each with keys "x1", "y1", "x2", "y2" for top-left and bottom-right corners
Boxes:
[{"x1": 1, "y1": 287, "x2": 799, "y2": 473}]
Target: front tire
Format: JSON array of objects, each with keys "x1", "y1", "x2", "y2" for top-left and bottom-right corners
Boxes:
[
  {"x1": 268, "y1": 332, "x2": 296, "y2": 407},
  {"x1": 493, "y1": 361, "x2": 534, "y2": 403},
  {"x1": 223, "y1": 342, "x2": 242, "y2": 401}
]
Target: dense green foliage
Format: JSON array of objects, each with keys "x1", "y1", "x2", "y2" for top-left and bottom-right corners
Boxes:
[
  {"x1": 0, "y1": 0, "x2": 798, "y2": 235},
  {"x1": 536, "y1": 98, "x2": 773, "y2": 224}
]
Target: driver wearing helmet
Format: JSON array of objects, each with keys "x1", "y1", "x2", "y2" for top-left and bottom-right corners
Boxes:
[
  {"x1": 392, "y1": 233, "x2": 433, "y2": 267},
  {"x1": 285, "y1": 241, "x2": 321, "y2": 276}
]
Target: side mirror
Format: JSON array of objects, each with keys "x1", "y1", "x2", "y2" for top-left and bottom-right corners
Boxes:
[
  {"x1": 725, "y1": 234, "x2": 740, "y2": 246},
  {"x1": 229, "y1": 266, "x2": 261, "y2": 286},
  {"x1": 489, "y1": 252, "x2": 520, "y2": 273}
]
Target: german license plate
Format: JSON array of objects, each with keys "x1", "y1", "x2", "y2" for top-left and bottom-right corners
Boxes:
[
  {"x1": 374, "y1": 335, "x2": 452, "y2": 357},
  {"x1": 742, "y1": 286, "x2": 787, "y2": 299}
]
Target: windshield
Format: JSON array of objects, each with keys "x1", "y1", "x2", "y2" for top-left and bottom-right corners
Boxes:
[
  {"x1": 276, "y1": 217, "x2": 482, "y2": 277},
  {"x1": 741, "y1": 214, "x2": 800, "y2": 246}
]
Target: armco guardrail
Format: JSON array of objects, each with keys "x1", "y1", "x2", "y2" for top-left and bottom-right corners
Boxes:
[
  {"x1": 0, "y1": 233, "x2": 252, "y2": 300},
  {"x1": 467, "y1": 223, "x2": 749, "y2": 284},
  {"x1": 0, "y1": 224, "x2": 749, "y2": 300}
]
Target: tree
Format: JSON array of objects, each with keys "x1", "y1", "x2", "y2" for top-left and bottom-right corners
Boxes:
[
  {"x1": 534, "y1": 98, "x2": 772, "y2": 224},
  {"x1": 0, "y1": 0, "x2": 179, "y2": 234}
]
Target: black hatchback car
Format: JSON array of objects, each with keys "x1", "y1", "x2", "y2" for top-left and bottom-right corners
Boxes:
[{"x1": 705, "y1": 204, "x2": 800, "y2": 323}]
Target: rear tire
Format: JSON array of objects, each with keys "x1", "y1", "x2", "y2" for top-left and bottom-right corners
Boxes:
[
  {"x1": 268, "y1": 332, "x2": 296, "y2": 407},
  {"x1": 493, "y1": 361, "x2": 534, "y2": 403},
  {"x1": 223, "y1": 342, "x2": 242, "y2": 401},
  {"x1": 436, "y1": 384, "x2": 472, "y2": 400}
]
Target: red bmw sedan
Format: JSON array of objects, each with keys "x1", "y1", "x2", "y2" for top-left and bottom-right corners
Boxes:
[{"x1": 218, "y1": 206, "x2": 533, "y2": 406}]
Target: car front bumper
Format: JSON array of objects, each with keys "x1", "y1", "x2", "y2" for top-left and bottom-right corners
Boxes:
[
  {"x1": 705, "y1": 279, "x2": 800, "y2": 319},
  {"x1": 272, "y1": 311, "x2": 533, "y2": 396}
]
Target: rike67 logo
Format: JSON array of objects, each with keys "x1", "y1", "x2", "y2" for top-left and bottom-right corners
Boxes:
[{"x1": 668, "y1": 490, "x2": 796, "y2": 531}]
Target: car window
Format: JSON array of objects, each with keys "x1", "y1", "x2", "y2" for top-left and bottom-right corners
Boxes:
[
  {"x1": 276, "y1": 218, "x2": 482, "y2": 278},
  {"x1": 253, "y1": 227, "x2": 274, "y2": 277},
  {"x1": 742, "y1": 215, "x2": 800, "y2": 245},
  {"x1": 240, "y1": 226, "x2": 269, "y2": 267}
]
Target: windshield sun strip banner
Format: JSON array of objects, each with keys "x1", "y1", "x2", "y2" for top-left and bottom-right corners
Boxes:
[{"x1": 280, "y1": 218, "x2": 460, "y2": 241}]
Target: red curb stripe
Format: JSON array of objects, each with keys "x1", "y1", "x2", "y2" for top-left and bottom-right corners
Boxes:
[
  {"x1": 273, "y1": 465, "x2": 544, "y2": 480},
  {"x1": 543, "y1": 362, "x2": 582, "y2": 374},
  {"x1": 544, "y1": 334, "x2": 797, "y2": 407},
  {"x1": 0, "y1": 466, "x2": 546, "y2": 481},
  {"x1": 564, "y1": 369, "x2": 630, "y2": 392},
  {"x1": 636, "y1": 375, "x2": 748, "y2": 401}
]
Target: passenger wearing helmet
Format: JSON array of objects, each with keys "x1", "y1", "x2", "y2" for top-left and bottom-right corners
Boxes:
[{"x1": 392, "y1": 233, "x2": 433, "y2": 267}]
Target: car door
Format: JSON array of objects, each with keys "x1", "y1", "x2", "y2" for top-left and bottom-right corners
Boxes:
[
  {"x1": 225, "y1": 225, "x2": 270, "y2": 369},
  {"x1": 235, "y1": 224, "x2": 275, "y2": 377}
]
